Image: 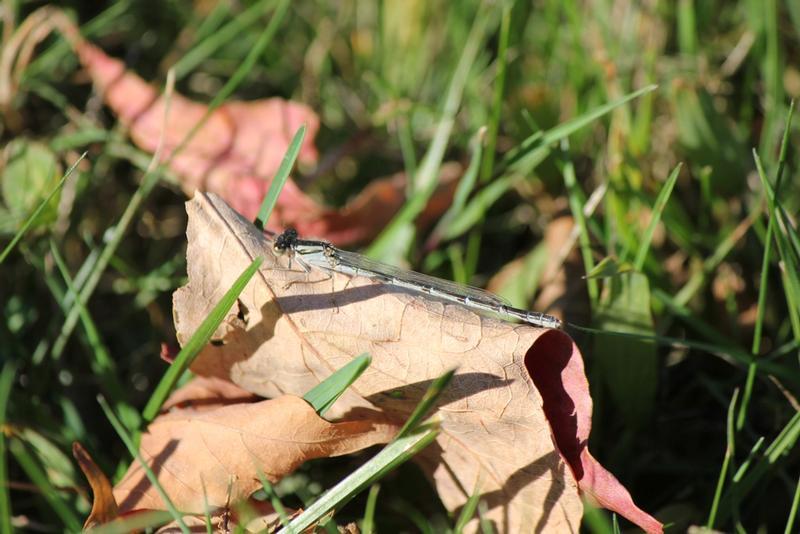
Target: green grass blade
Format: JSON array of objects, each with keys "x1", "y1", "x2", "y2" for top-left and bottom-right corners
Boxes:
[
  {"x1": 453, "y1": 481, "x2": 482, "y2": 533},
  {"x1": 561, "y1": 140, "x2": 598, "y2": 304},
  {"x1": 761, "y1": 102, "x2": 800, "y2": 338},
  {"x1": 286, "y1": 367, "x2": 453, "y2": 531},
  {"x1": 592, "y1": 270, "x2": 658, "y2": 426},
  {"x1": 396, "y1": 117, "x2": 418, "y2": 182},
  {"x1": 436, "y1": 173, "x2": 516, "y2": 242},
  {"x1": 783, "y1": 479, "x2": 800, "y2": 534},
  {"x1": 285, "y1": 425, "x2": 439, "y2": 532},
  {"x1": 428, "y1": 129, "x2": 484, "y2": 244},
  {"x1": 612, "y1": 514, "x2": 622, "y2": 534},
  {"x1": 188, "y1": 1, "x2": 231, "y2": 43},
  {"x1": 731, "y1": 435, "x2": 766, "y2": 483},
  {"x1": 52, "y1": 0, "x2": 289, "y2": 360},
  {"x1": 758, "y1": 0, "x2": 783, "y2": 158},
  {"x1": 584, "y1": 257, "x2": 633, "y2": 280},
  {"x1": 0, "y1": 152, "x2": 83, "y2": 265},
  {"x1": 674, "y1": 209, "x2": 760, "y2": 307},
  {"x1": 366, "y1": 8, "x2": 491, "y2": 260},
  {"x1": 632, "y1": 163, "x2": 682, "y2": 271},
  {"x1": 568, "y1": 322, "x2": 800, "y2": 389},
  {"x1": 740, "y1": 132, "x2": 800, "y2": 425},
  {"x1": 8, "y1": 438, "x2": 82, "y2": 531},
  {"x1": 98, "y1": 396, "x2": 189, "y2": 533},
  {"x1": 254, "y1": 124, "x2": 307, "y2": 230},
  {"x1": 303, "y1": 353, "x2": 372, "y2": 416},
  {"x1": 771, "y1": 100, "x2": 794, "y2": 196},
  {"x1": 49, "y1": 241, "x2": 115, "y2": 375},
  {"x1": 738, "y1": 151, "x2": 777, "y2": 429},
  {"x1": 442, "y1": 85, "x2": 658, "y2": 245},
  {"x1": 478, "y1": 500, "x2": 495, "y2": 534},
  {"x1": 706, "y1": 388, "x2": 739, "y2": 529},
  {"x1": 718, "y1": 411, "x2": 800, "y2": 523},
  {"x1": 48, "y1": 240, "x2": 140, "y2": 429},
  {"x1": 254, "y1": 466, "x2": 294, "y2": 532},
  {"x1": 786, "y1": 474, "x2": 800, "y2": 534},
  {"x1": 677, "y1": 0, "x2": 698, "y2": 54},
  {"x1": 479, "y1": 3, "x2": 511, "y2": 183},
  {"x1": 395, "y1": 368, "x2": 455, "y2": 439},
  {"x1": 51, "y1": 156, "x2": 167, "y2": 361},
  {"x1": 201, "y1": 479, "x2": 212, "y2": 534},
  {"x1": 172, "y1": 0, "x2": 278, "y2": 80},
  {"x1": 502, "y1": 85, "x2": 658, "y2": 175},
  {"x1": 142, "y1": 256, "x2": 263, "y2": 422},
  {"x1": 361, "y1": 484, "x2": 381, "y2": 534},
  {"x1": 581, "y1": 501, "x2": 614, "y2": 534},
  {"x1": 0, "y1": 361, "x2": 16, "y2": 533},
  {"x1": 780, "y1": 269, "x2": 800, "y2": 337},
  {"x1": 181, "y1": 0, "x2": 290, "y2": 150}
]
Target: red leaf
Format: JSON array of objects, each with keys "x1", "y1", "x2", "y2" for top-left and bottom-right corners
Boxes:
[{"x1": 526, "y1": 331, "x2": 663, "y2": 533}]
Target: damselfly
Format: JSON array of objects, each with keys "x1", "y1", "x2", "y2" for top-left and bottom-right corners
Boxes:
[{"x1": 271, "y1": 229, "x2": 563, "y2": 330}]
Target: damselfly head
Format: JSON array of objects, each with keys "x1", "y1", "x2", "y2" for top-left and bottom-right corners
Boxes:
[{"x1": 272, "y1": 228, "x2": 298, "y2": 255}]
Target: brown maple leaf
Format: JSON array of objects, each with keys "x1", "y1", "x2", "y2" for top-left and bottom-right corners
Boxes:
[
  {"x1": 113, "y1": 393, "x2": 398, "y2": 514},
  {"x1": 170, "y1": 192, "x2": 662, "y2": 533}
]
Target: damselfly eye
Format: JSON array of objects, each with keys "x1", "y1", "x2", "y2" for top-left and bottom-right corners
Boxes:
[{"x1": 272, "y1": 243, "x2": 286, "y2": 255}]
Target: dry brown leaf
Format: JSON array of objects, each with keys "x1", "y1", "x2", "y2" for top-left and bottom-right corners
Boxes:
[
  {"x1": 113, "y1": 394, "x2": 398, "y2": 514},
  {"x1": 73, "y1": 442, "x2": 119, "y2": 529},
  {"x1": 171, "y1": 192, "x2": 662, "y2": 533},
  {"x1": 159, "y1": 375, "x2": 260, "y2": 414}
]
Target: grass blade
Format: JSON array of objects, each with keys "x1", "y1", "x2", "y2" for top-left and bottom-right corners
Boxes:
[
  {"x1": 303, "y1": 353, "x2": 371, "y2": 416},
  {"x1": 172, "y1": 0, "x2": 278, "y2": 80},
  {"x1": 366, "y1": 7, "x2": 491, "y2": 260},
  {"x1": 0, "y1": 152, "x2": 83, "y2": 265},
  {"x1": 254, "y1": 124, "x2": 307, "y2": 230},
  {"x1": 718, "y1": 411, "x2": 800, "y2": 523},
  {"x1": 632, "y1": 163, "x2": 682, "y2": 271},
  {"x1": 284, "y1": 425, "x2": 439, "y2": 532},
  {"x1": 98, "y1": 396, "x2": 189, "y2": 533},
  {"x1": 441, "y1": 85, "x2": 658, "y2": 245},
  {"x1": 8, "y1": 437, "x2": 82, "y2": 531},
  {"x1": 361, "y1": 484, "x2": 380, "y2": 534},
  {"x1": 786, "y1": 474, "x2": 800, "y2": 534},
  {"x1": 502, "y1": 85, "x2": 658, "y2": 175},
  {"x1": 285, "y1": 367, "x2": 454, "y2": 531},
  {"x1": 201, "y1": 479, "x2": 212, "y2": 534},
  {"x1": 740, "y1": 129, "x2": 799, "y2": 427},
  {"x1": 453, "y1": 481, "x2": 482, "y2": 533},
  {"x1": 142, "y1": 256, "x2": 264, "y2": 422},
  {"x1": 561, "y1": 140, "x2": 598, "y2": 304},
  {"x1": 581, "y1": 501, "x2": 614, "y2": 534},
  {"x1": 52, "y1": 0, "x2": 289, "y2": 360},
  {"x1": 396, "y1": 368, "x2": 455, "y2": 439},
  {"x1": 0, "y1": 361, "x2": 16, "y2": 533},
  {"x1": 706, "y1": 389, "x2": 739, "y2": 528},
  {"x1": 254, "y1": 466, "x2": 294, "y2": 532},
  {"x1": 49, "y1": 241, "x2": 115, "y2": 375},
  {"x1": 737, "y1": 151, "x2": 778, "y2": 430},
  {"x1": 479, "y1": 3, "x2": 511, "y2": 183},
  {"x1": 48, "y1": 240, "x2": 140, "y2": 429},
  {"x1": 427, "y1": 128, "x2": 484, "y2": 246}
]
